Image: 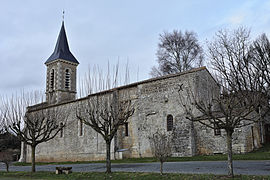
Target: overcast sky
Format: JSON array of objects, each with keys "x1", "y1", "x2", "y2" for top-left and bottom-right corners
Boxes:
[{"x1": 1, "y1": 0, "x2": 270, "y2": 96}]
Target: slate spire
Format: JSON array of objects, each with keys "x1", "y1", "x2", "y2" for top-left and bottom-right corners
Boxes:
[{"x1": 45, "y1": 21, "x2": 79, "y2": 64}]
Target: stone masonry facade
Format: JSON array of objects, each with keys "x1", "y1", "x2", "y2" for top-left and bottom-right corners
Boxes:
[{"x1": 24, "y1": 67, "x2": 263, "y2": 162}]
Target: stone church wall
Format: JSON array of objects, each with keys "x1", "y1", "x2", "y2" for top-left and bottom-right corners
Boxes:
[
  {"x1": 25, "y1": 67, "x2": 262, "y2": 162},
  {"x1": 26, "y1": 99, "x2": 115, "y2": 162},
  {"x1": 27, "y1": 68, "x2": 208, "y2": 162},
  {"x1": 115, "y1": 68, "x2": 211, "y2": 158},
  {"x1": 192, "y1": 70, "x2": 263, "y2": 154},
  {"x1": 194, "y1": 121, "x2": 262, "y2": 155}
]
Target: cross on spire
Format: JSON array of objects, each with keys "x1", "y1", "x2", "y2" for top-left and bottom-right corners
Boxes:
[{"x1": 62, "y1": 10, "x2": 65, "y2": 22}]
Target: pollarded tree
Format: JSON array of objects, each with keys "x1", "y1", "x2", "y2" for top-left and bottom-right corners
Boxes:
[
  {"x1": 151, "y1": 30, "x2": 204, "y2": 77},
  {"x1": 76, "y1": 65, "x2": 134, "y2": 173},
  {"x1": 76, "y1": 92, "x2": 134, "y2": 173},
  {"x1": 2, "y1": 93, "x2": 70, "y2": 172}
]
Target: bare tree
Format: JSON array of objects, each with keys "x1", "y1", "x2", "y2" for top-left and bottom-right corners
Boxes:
[
  {"x1": 208, "y1": 27, "x2": 270, "y2": 129},
  {"x1": 0, "y1": 150, "x2": 13, "y2": 172},
  {"x1": 179, "y1": 27, "x2": 266, "y2": 177},
  {"x1": 151, "y1": 30, "x2": 204, "y2": 77},
  {"x1": 149, "y1": 130, "x2": 172, "y2": 175},
  {"x1": 180, "y1": 84, "x2": 263, "y2": 177},
  {"x1": 209, "y1": 27, "x2": 256, "y2": 93},
  {"x1": 0, "y1": 104, "x2": 5, "y2": 134},
  {"x1": 77, "y1": 93, "x2": 134, "y2": 173},
  {"x1": 2, "y1": 93, "x2": 70, "y2": 172},
  {"x1": 78, "y1": 63, "x2": 130, "y2": 98},
  {"x1": 249, "y1": 33, "x2": 270, "y2": 99},
  {"x1": 208, "y1": 27, "x2": 269, "y2": 103},
  {"x1": 76, "y1": 65, "x2": 134, "y2": 173}
]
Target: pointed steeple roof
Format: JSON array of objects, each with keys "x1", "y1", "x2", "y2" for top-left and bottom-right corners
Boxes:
[{"x1": 45, "y1": 22, "x2": 79, "y2": 64}]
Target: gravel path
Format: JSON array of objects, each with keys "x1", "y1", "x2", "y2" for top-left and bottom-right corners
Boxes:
[{"x1": 2, "y1": 160, "x2": 270, "y2": 175}]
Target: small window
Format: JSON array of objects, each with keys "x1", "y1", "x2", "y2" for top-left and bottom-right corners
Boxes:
[
  {"x1": 65, "y1": 69, "x2": 71, "y2": 89},
  {"x1": 79, "y1": 119, "x2": 83, "y2": 136},
  {"x1": 50, "y1": 69, "x2": 55, "y2": 89},
  {"x1": 167, "y1": 115, "x2": 173, "y2": 131},
  {"x1": 214, "y1": 123, "x2": 221, "y2": 136},
  {"x1": 124, "y1": 122, "x2": 129, "y2": 136},
  {"x1": 60, "y1": 122, "x2": 64, "y2": 138}
]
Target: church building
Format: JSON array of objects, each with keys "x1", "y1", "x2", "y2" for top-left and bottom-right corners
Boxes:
[{"x1": 21, "y1": 22, "x2": 265, "y2": 162}]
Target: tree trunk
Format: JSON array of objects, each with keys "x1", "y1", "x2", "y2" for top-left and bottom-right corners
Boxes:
[
  {"x1": 160, "y1": 161, "x2": 163, "y2": 175},
  {"x1": 5, "y1": 162, "x2": 9, "y2": 172},
  {"x1": 106, "y1": 140, "x2": 111, "y2": 173},
  {"x1": 226, "y1": 130, "x2": 233, "y2": 177},
  {"x1": 31, "y1": 145, "x2": 36, "y2": 173}
]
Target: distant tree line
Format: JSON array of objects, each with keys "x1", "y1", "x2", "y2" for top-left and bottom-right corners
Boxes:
[
  {"x1": 0, "y1": 129, "x2": 21, "y2": 172},
  {"x1": 0, "y1": 131, "x2": 21, "y2": 151}
]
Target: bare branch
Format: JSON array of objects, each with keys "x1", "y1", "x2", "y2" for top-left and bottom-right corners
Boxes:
[{"x1": 151, "y1": 30, "x2": 204, "y2": 77}]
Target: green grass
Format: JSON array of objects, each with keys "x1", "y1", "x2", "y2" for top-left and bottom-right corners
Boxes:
[
  {"x1": 13, "y1": 144, "x2": 270, "y2": 167},
  {"x1": 0, "y1": 171, "x2": 270, "y2": 180},
  {"x1": 167, "y1": 143, "x2": 270, "y2": 162}
]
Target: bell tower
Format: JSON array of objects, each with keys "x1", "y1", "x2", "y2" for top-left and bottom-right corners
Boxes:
[{"x1": 45, "y1": 21, "x2": 79, "y2": 104}]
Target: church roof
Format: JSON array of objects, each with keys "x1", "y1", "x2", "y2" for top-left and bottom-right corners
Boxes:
[
  {"x1": 28, "y1": 66, "x2": 214, "y2": 110},
  {"x1": 45, "y1": 22, "x2": 79, "y2": 64}
]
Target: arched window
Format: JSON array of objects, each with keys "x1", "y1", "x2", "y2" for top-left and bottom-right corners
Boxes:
[
  {"x1": 50, "y1": 69, "x2": 54, "y2": 89},
  {"x1": 79, "y1": 119, "x2": 83, "y2": 136},
  {"x1": 60, "y1": 122, "x2": 64, "y2": 138},
  {"x1": 167, "y1": 115, "x2": 173, "y2": 131},
  {"x1": 65, "y1": 69, "x2": 71, "y2": 89},
  {"x1": 124, "y1": 122, "x2": 129, "y2": 136}
]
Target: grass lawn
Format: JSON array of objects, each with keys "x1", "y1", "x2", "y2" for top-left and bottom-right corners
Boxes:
[
  {"x1": 0, "y1": 171, "x2": 270, "y2": 180},
  {"x1": 14, "y1": 144, "x2": 270, "y2": 166}
]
